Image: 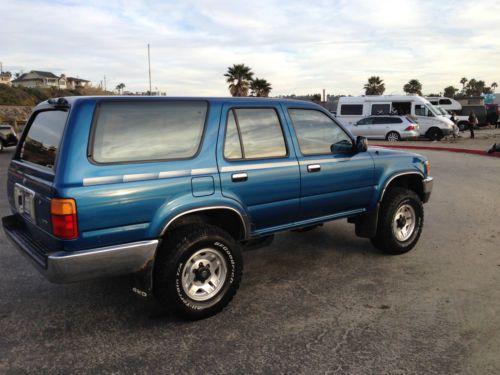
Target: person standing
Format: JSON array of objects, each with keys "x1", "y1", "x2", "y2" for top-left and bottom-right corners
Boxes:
[{"x1": 468, "y1": 111, "x2": 477, "y2": 139}]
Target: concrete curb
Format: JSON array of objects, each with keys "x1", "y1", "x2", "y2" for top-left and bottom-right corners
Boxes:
[{"x1": 372, "y1": 144, "x2": 500, "y2": 158}]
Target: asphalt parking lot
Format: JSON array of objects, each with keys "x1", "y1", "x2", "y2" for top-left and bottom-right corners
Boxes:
[{"x1": 0, "y1": 147, "x2": 499, "y2": 374}]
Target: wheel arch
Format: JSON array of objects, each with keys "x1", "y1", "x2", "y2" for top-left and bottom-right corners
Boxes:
[
  {"x1": 379, "y1": 172, "x2": 425, "y2": 203},
  {"x1": 160, "y1": 206, "x2": 249, "y2": 241}
]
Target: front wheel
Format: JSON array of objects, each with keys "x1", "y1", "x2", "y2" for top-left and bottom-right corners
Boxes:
[
  {"x1": 371, "y1": 187, "x2": 424, "y2": 255},
  {"x1": 154, "y1": 224, "x2": 243, "y2": 320},
  {"x1": 426, "y1": 127, "x2": 443, "y2": 141}
]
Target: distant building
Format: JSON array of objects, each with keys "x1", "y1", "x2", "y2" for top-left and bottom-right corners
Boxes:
[
  {"x1": 12, "y1": 70, "x2": 67, "y2": 89},
  {"x1": 0, "y1": 72, "x2": 12, "y2": 86},
  {"x1": 66, "y1": 77, "x2": 90, "y2": 89}
]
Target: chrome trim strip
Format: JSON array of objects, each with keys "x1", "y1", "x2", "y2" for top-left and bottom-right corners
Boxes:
[
  {"x1": 191, "y1": 167, "x2": 218, "y2": 175},
  {"x1": 158, "y1": 170, "x2": 190, "y2": 179},
  {"x1": 84, "y1": 167, "x2": 219, "y2": 186},
  {"x1": 379, "y1": 171, "x2": 424, "y2": 202},
  {"x1": 220, "y1": 161, "x2": 297, "y2": 173},
  {"x1": 83, "y1": 175, "x2": 123, "y2": 186},
  {"x1": 299, "y1": 158, "x2": 351, "y2": 165},
  {"x1": 123, "y1": 173, "x2": 158, "y2": 182},
  {"x1": 160, "y1": 206, "x2": 248, "y2": 239}
]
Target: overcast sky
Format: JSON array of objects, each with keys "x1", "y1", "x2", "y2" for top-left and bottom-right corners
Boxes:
[{"x1": 2, "y1": 0, "x2": 500, "y2": 96}]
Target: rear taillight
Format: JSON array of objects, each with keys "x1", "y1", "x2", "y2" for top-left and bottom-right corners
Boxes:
[
  {"x1": 405, "y1": 124, "x2": 417, "y2": 131},
  {"x1": 51, "y1": 198, "x2": 78, "y2": 240}
]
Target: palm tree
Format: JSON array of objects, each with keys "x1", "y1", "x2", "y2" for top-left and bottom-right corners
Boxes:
[
  {"x1": 224, "y1": 64, "x2": 254, "y2": 97},
  {"x1": 250, "y1": 78, "x2": 272, "y2": 97},
  {"x1": 116, "y1": 83, "x2": 125, "y2": 95},
  {"x1": 403, "y1": 79, "x2": 423, "y2": 95},
  {"x1": 443, "y1": 86, "x2": 458, "y2": 98},
  {"x1": 460, "y1": 77, "x2": 468, "y2": 93},
  {"x1": 363, "y1": 76, "x2": 385, "y2": 95},
  {"x1": 491, "y1": 82, "x2": 498, "y2": 92}
]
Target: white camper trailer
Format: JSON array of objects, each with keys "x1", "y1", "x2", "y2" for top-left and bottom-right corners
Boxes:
[{"x1": 336, "y1": 95, "x2": 455, "y2": 140}]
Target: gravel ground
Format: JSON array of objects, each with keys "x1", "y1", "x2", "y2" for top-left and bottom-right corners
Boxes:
[{"x1": 0, "y1": 147, "x2": 499, "y2": 374}]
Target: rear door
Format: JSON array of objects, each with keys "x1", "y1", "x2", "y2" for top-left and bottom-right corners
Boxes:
[
  {"x1": 216, "y1": 104, "x2": 300, "y2": 230},
  {"x1": 7, "y1": 108, "x2": 69, "y2": 248}
]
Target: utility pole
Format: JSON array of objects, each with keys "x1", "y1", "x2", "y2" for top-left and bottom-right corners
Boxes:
[
  {"x1": 147, "y1": 44, "x2": 152, "y2": 95},
  {"x1": 0, "y1": 62, "x2": 3, "y2": 73},
  {"x1": 104, "y1": 75, "x2": 107, "y2": 92}
]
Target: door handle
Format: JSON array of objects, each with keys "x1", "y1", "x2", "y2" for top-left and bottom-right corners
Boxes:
[
  {"x1": 231, "y1": 172, "x2": 248, "y2": 182},
  {"x1": 307, "y1": 164, "x2": 321, "y2": 173}
]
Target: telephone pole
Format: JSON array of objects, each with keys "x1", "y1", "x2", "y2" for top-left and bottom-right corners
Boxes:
[{"x1": 147, "y1": 44, "x2": 152, "y2": 95}]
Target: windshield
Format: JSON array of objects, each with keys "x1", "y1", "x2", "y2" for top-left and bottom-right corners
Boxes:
[
  {"x1": 426, "y1": 104, "x2": 440, "y2": 116},
  {"x1": 435, "y1": 106, "x2": 448, "y2": 116}
]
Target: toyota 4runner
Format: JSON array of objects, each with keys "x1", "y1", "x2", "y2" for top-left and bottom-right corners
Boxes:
[{"x1": 2, "y1": 97, "x2": 433, "y2": 320}]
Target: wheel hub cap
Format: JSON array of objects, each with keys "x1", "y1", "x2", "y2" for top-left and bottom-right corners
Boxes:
[
  {"x1": 392, "y1": 204, "x2": 416, "y2": 242},
  {"x1": 181, "y1": 248, "x2": 228, "y2": 301}
]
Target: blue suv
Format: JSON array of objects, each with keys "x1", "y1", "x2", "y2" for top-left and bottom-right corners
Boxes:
[{"x1": 2, "y1": 96, "x2": 433, "y2": 319}]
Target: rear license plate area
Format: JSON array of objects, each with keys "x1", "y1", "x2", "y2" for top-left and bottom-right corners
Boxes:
[{"x1": 14, "y1": 183, "x2": 36, "y2": 222}]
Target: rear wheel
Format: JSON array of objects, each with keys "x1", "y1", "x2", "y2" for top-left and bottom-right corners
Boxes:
[
  {"x1": 371, "y1": 187, "x2": 424, "y2": 255},
  {"x1": 457, "y1": 121, "x2": 468, "y2": 131},
  {"x1": 426, "y1": 127, "x2": 443, "y2": 141},
  {"x1": 386, "y1": 132, "x2": 401, "y2": 142},
  {"x1": 154, "y1": 224, "x2": 243, "y2": 320}
]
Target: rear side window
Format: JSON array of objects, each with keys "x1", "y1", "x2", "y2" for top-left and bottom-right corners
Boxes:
[
  {"x1": 389, "y1": 117, "x2": 403, "y2": 123},
  {"x1": 223, "y1": 108, "x2": 287, "y2": 160},
  {"x1": 20, "y1": 110, "x2": 68, "y2": 169},
  {"x1": 92, "y1": 101, "x2": 207, "y2": 163},
  {"x1": 340, "y1": 104, "x2": 363, "y2": 115}
]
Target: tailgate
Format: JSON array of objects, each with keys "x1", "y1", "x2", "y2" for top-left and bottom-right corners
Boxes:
[{"x1": 6, "y1": 108, "x2": 69, "y2": 248}]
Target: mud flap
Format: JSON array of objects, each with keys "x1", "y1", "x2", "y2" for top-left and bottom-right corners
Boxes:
[{"x1": 351, "y1": 204, "x2": 379, "y2": 238}]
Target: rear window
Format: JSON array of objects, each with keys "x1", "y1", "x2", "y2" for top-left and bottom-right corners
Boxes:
[
  {"x1": 92, "y1": 101, "x2": 207, "y2": 163},
  {"x1": 20, "y1": 110, "x2": 68, "y2": 169}
]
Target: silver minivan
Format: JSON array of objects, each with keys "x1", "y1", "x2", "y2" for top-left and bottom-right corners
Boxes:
[{"x1": 349, "y1": 116, "x2": 420, "y2": 141}]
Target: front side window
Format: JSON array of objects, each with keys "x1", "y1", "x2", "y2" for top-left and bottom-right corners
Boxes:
[
  {"x1": 340, "y1": 104, "x2": 363, "y2": 115},
  {"x1": 92, "y1": 101, "x2": 207, "y2": 163},
  {"x1": 223, "y1": 108, "x2": 287, "y2": 160},
  {"x1": 357, "y1": 118, "x2": 373, "y2": 125},
  {"x1": 439, "y1": 99, "x2": 452, "y2": 105},
  {"x1": 289, "y1": 109, "x2": 351, "y2": 155},
  {"x1": 20, "y1": 110, "x2": 68, "y2": 169},
  {"x1": 415, "y1": 104, "x2": 435, "y2": 117}
]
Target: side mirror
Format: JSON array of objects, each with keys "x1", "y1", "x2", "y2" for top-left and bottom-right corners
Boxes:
[
  {"x1": 331, "y1": 140, "x2": 354, "y2": 154},
  {"x1": 356, "y1": 136, "x2": 368, "y2": 152}
]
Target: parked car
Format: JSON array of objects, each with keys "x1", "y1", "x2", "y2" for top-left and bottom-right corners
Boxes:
[
  {"x1": 3, "y1": 96, "x2": 433, "y2": 320},
  {"x1": 336, "y1": 95, "x2": 455, "y2": 141},
  {"x1": 0, "y1": 124, "x2": 18, "y2": 152},
  {"x1": 425, "y1": 96, "x2": 462, "y2": 112},
  {"x1": 348, "y1": 115, "x2": 419, "y2": 141}
]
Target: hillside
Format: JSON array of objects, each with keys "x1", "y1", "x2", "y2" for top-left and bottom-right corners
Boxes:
[{"x1": 0, "y1": 85, "x2": 111, "y2": 106}]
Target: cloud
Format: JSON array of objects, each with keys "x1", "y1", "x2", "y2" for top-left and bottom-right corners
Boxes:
[{"x1": 2, "y1": 0, "x2": 499, "y2": 96}]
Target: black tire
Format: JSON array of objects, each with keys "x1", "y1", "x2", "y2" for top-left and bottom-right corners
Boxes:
[
  {"x1": 154, "y1": 224, "x2": 243, "y2": 320},
  {"x1": 0, "y1": 140, "x2": 4, "y2": 153},
  {"x1": 426, "y1": 127, "x2": 443, "y2": 141},
  {"x1": 458, "y1": 121, "x2": 468, "y2": 131},
  {"x1": 386, "y1": 131, "x2": 401, "y2": 142},
  {"x1": 370, "y1": 187, "x2": 424, "y2": 255}
]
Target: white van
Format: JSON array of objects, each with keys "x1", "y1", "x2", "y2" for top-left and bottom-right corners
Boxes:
[
  {"x1": 336, "y1": 95, "x2": 455, "y2": 140},
  {"x1": 425, "y1": 97, "x2": 462, "y2": 112}
]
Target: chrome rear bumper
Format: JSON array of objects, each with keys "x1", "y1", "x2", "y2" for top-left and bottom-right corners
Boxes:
[{"x1": 2, "y1": 214, "x2": 158, "y2": 284}]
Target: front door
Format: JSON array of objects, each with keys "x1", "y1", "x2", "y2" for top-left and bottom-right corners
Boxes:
[
  {"x1": 217, "y1": 104, "x2": 300, "y2": 230},
  {"x1": 284, "y1": 107, "x2": 375, "y2": 220}
]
